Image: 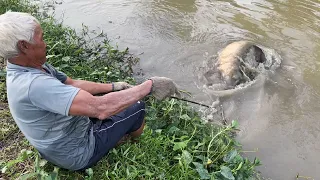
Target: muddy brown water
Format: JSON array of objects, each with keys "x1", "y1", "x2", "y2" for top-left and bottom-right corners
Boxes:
[{"x1": 46, "y1": 0, "x2": 319, "y2": 179}]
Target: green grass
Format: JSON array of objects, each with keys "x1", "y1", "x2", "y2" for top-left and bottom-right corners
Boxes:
[{"x1": 0, "y1": 1, "x2": 261, "y2": 179}]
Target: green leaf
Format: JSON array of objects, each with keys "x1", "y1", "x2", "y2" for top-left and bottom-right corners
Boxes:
[
  {"x1": 253, "y1": 157, "x2": 261, "y2": 166},
  {"x1": 231, "y1": 120, "x2": 239, "y2": 128},
  {"x1": 5, "y1": 158, "x2": 22, "y2": 169},
  {"x1": 62, "y1": 56, "x2": 71, "y2": 62},
  {"x1": 20, "y1": 149, "x2": 33, "y2": 160},
  {"x1": 0, "y1": 71, "x2": 6, "y2": 77},
  {"x1": 180, "y1": 114, "x2": 191, "y2": 121},
  {"x1": 168, "y1": 126, "x2": 180, "y2": 134},
  {"x1": 86, "y1": 168, "x2": 93, "y2": 176},
  {"x1": 1, "y1": 166, "x2": 7, "y2": 174},
  {"x1": 39, "y1": 159, "x2": 48, "y2": 167},
  {"x1": 46, "y1": 55, "x2": 56, "y2": 59},
  {"x1": 220, "y1": 166, "x2": 235, "y2": 180},
  {"x1": 145, "y1": 170, "x2": 154, "y2": 176},
  {"x1": 155, "y1": 129, "x2": 162, "y2": 134},
  {"x1": 182, "y1": 150, "x2": 192, "y2": 165},
  {"x1": 112, "y1": 148, "x2": 118, "y2": 155},
  {"x1": 223, "y1": 150, "x2": 238, "y2": 163},
  {"x1": 195, "y1": 155, "x2": 205, "y2": 162},
  {"x1": 20, "y1": 172, "x2": 39, "y2": 180},
  {"x1": 49, "y1": 166, "x2": 59, "y2": 180},
  {"x1": 123, "y1": 147, "x2": 131, "y2": 156},
  {"x1": 235, "y1": 162, "x2": 243, "y2": 171},
  {"x1": 194, "y1": 142, "x2": 205, "y2": 150},
  {"x1": 173, "y1": 141, "x2": 188, "y2": 151},
  {"x1": 192, "y1": 162, "x2": 210, "y2": 179},
  {"x1": 60, "y1": 64, "x2": 69, "y2": 68}
]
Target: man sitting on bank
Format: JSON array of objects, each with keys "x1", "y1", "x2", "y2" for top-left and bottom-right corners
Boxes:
[{"x1": 1, "y1": 11, "x2": 180, "y2": 171}]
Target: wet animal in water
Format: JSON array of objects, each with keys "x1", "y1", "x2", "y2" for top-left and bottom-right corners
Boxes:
[{"x1": 213, "y1": 41, "x2": 267, "y2": 89}]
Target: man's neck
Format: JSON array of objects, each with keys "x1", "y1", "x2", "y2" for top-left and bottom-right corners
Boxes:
[{"x1": 8, "y1": 56, "x2": 43, "y2": 70}]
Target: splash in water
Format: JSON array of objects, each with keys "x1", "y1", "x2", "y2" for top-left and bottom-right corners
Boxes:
[
  {"x1": 197, "y1": 41, "x2": 282, "y2": 123},
  {"x1": 201, "y1": 41, "x2": 282, "y2": 98}
]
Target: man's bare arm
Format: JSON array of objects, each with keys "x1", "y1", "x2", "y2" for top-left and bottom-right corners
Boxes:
[
  {"x1": 69, "y1": 80, "x2": 152, "y2": 120},
  {"x1": 64, "y1": 77, "x2": 113, "y2": 95}
]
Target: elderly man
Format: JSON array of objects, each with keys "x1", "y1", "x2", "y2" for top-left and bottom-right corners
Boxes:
[{"x1": 1, "y1": 12, "x2": 180, "y2": 171}]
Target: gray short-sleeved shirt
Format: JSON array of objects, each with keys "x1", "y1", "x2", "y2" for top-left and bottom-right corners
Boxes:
[{"x1": 6, "y1": 62, "x2": 95, "y2": 170}]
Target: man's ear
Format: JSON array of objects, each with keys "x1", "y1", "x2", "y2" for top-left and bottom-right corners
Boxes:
[{"x1": 17, "y1": 40, "x2": 30, "y2": 54}]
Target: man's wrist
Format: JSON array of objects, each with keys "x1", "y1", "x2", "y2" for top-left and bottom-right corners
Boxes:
[{"x1": 111, "y1": 83, "x2": 115, "y2": 92}]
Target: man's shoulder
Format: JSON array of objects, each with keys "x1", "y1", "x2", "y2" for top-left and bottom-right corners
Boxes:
[
  {"x1": 7, "y1": 69, "x2": 54, "y2": 85},
  {"x1": 7, "y1": 71, "x2": 54, "y2": 105},
  {"x1": 7, "y1": 70, "x2": 62, "y2": 97}
]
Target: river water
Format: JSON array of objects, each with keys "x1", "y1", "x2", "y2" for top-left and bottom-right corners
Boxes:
[{"x1": 49, "y1": 0, "x2": 320, "y2": 179}]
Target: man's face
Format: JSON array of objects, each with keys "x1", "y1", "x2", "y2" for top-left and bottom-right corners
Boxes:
[{"x1": 26, "y1": 24, "x2": 47, "y2": 64}]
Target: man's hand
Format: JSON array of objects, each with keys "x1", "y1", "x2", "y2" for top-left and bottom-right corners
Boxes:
[
  {"x1": 112, "y1": 82, "x2": 133, "y2": 91},
  {"x1": 149, "y1": 77, "x2": 181, "y2": 100}
]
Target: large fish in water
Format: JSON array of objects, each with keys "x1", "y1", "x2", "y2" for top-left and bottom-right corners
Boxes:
[{"x1": 215, "y1": 41, "x2": 267, "y2": 89}]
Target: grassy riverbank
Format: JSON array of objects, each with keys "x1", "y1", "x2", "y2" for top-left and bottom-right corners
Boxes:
[{"x1": 0, "y1": 1, "x2": 261, "y2": 179}]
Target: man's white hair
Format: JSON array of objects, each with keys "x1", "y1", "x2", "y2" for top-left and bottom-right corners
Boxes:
[{"x1": 0, "y1": 11, "x2": 40, "y2": 60}]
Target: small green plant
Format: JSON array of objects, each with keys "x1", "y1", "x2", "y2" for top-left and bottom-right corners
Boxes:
[
  {"x1": 0, "y1": 82, "x2": 7, "y2": 102},
  {"x1": 2, "y1": 149, "x2": 60, "y2": 180},
  {"x1": 1, "y1": 149, "x2": 34, "y2": 176},
  {"x1": 19, "y1": 156, "x2": 59, "y2": 180}
]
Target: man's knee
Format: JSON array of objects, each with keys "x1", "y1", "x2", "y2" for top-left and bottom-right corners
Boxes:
[
  {"x1": 136, "y1": 101, "x2": 145, "y2": 109},
  {"x1": 135, "y1": 101, "x2": 146, "y2": 120}
]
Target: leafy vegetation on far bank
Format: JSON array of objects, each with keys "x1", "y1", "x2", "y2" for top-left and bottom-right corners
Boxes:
[{"x1": 0, "y1": 1, "x2": 261, "y2": 179}]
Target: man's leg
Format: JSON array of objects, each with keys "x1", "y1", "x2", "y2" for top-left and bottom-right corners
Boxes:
[
  {"x1": 116, "y1": 118, "x2": 145, "y2": 146},
  {"x1": 80, "y1": 101, "x2": 146, "y2": 170},
  {"x1": 130, "y1": 119, "x2": 145, "y2": 138}
]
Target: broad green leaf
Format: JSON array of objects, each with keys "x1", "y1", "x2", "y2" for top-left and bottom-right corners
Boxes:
[
  {"x1": 182, "y1": 150, "x2": 193, "y2": 165},
  {"x1": 39, "y1": 159, "x2": 48, "y2": 167},
  {"x1": 195, "y1": 155, "x2": 205, "y2": 162},
  {"x1": 155, "y1": 129, "x2": 162, "y2": 134},
  {"x1": 173, "y1": 141, "x2": 188, "y2": 151},
  {"x1": 233, "y1": 154, "x2": 243, "y2": 163},
  {"x1": 180, "y1": 114, "x2": 191, "y2": 121},
  {"x1": 145, "y1": 170, "x2": 154, "y2": 176},
  {"x1": 220, "y1": 166, "x2": 235, "y2": 180},
  {"x1": 192, "y1": 162, "x2": 210, "y2": 179},
  {"x1": 223, "y1": 150, "x2": 238, "y2": 163},
  {"x1": 168, "y1": 126, "x2": 180, "y2": 134}
]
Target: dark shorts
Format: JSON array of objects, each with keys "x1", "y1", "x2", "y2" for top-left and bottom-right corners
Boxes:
[{"x1": 80, "y1": 101, "x2": 146, "y2": 170}]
